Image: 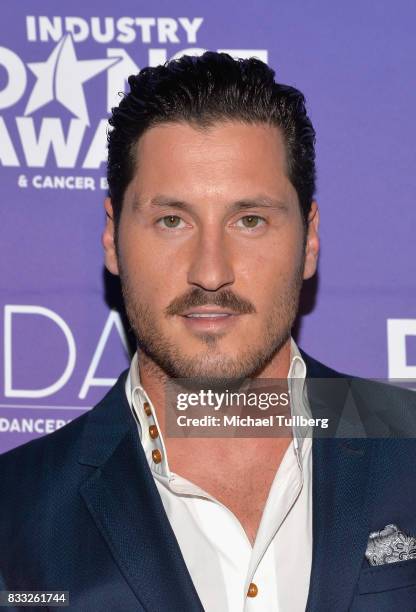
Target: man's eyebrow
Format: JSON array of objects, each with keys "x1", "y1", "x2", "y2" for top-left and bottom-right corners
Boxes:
[
  {"x1": 132, "y1": 195, "x2": 187, "y2": 211},
  {"x1": 226, "y1": 198, "x2": 289, "y2": 213},
  {"x1": 133, "y1": 195, "x2": 289, "y2": 213}
]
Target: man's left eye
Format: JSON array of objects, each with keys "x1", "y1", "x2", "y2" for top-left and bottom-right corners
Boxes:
[
  {"x1": 236, "y1": 215, "x2": 266, "y2": 229},
  {"x1": 156, "y1": 215, "x2": 186, "y2": 229}
]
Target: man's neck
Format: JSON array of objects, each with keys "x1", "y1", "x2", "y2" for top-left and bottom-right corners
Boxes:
[{"x1": 134, "y1": 339, "x2": 294, "y2": 545}]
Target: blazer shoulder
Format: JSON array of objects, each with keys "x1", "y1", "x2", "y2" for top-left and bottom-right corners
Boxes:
[
  {"x1": 0, "y1": 370, "x2": 134, "y2": 551},
  {"x1": 300, "y1": 348, "x2": 416, "y2": 436},
  {"x1": 0, "y1": 406, "x2": 86, "y2": 465},
  {"x1": 0, "y1": 368, "x2": 131, "y2": 483},
  {"x1": 299, "y1": 349, "x2": 351, "y2": 379}
]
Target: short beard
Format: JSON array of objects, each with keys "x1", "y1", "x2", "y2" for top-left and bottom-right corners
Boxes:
[{"x1": 119, "y1": 253, "x2": 305, "y2": 382}]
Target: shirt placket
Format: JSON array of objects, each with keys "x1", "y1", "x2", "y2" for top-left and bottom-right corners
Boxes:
[{"x1": 243, "y1": 444, "x2": 305, "y2": 611}]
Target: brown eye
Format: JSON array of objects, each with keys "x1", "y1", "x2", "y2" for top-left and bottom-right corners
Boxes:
[
  {"x1": 161, "y1": 215, "x2": 182, "y2": 228},
  {"x1": 240, "y1": 215, "x2": 263, "y2": 228}
]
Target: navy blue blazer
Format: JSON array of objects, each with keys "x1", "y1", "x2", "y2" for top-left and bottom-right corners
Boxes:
[{"x1": 1, "y1": 351, "x2": 416, "y2": 611}]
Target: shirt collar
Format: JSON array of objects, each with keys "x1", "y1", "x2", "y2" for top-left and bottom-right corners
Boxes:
[{"x1": 125, "y1": 337, "x2": 311, "y2": 477}]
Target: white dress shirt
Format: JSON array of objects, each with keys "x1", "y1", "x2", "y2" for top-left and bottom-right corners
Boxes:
[{"x1": 125, "y1": 338, "x2": 312, "y2": 611}]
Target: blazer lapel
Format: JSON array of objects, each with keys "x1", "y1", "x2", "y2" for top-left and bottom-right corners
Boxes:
[
  {"x1": 78, "y1": 373, "x2": 204, "y2": 612},
  {"x1": 301, "y1": 352, "x2": 378, "y2": 611},
  {"x1": 305, "y1": 437, "x2": 377, "y2": 611}
]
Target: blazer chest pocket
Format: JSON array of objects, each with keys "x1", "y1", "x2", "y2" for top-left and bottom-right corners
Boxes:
[{"x1": 358, "y1": 559, "x2": 416, "y2": 594}]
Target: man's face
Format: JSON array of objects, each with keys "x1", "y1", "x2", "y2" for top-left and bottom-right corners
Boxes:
[{"x1": 104, "y1": 121, "x2": 319, "y2": 379}]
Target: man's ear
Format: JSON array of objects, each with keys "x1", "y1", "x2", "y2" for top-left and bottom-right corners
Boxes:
[
  {"x1": 303, "y1": 201, "x2": 320, "y2": 280},
  {"x1": 102, "y1": 197, "x2": 119, "y2": 276}
]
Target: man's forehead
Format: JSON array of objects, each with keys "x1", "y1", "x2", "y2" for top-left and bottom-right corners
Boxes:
[
  {"x1": 127, "y1": 120, "x2": 292, "y2": 200},
  {"x1": 132, "y1": 121, "x2": 288, "y2": 188},
  {"x1": 134, "y1": 119, "x2": 286, "y2": 154}
]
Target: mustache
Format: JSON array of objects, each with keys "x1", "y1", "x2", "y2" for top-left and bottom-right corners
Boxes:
[{"x1": 165, "y1": 287, "x2": 256, "y2": 316}]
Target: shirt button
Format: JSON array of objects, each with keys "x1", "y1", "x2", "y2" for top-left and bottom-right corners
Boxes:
[
  {"x1": 247, "y1": 583, "x2": 258, "y2": 598},
  {"x1": 143, "y1": 401, "x2": 152, "y2": 416},
  {"x1": 152, "y1": 449, "x2": 162, "y2": 464},
  {"x1": 149, "y1": 425, "x2": 159, "y2": 439}
]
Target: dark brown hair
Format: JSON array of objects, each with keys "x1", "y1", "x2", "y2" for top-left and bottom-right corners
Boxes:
[{"x1": 107, "y1": 51, "x2": 316, "y2": 230}]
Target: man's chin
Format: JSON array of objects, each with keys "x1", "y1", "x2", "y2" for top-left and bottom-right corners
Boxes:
[
  {"x1": 136, "y1": 325, "x2": 290, "y2": 382},
  {"x1": 158, "y1": 347, "x2": 273, "y2": 383},
  {"x1": 169, "y1": 356, "x2": 249, "y2": 380},
  {"x1": 141, "y1": 343, "x2": 259, "y2": 382}
]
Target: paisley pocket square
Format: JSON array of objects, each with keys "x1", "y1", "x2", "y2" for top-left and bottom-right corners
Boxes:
[{"x1": 365, "y1": 524, "x2": 416, "y2": 566}]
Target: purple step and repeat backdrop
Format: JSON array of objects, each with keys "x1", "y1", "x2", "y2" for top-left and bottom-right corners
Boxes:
[{"x1": 1, "y1": 1, "x2": 415, "y2": 453}]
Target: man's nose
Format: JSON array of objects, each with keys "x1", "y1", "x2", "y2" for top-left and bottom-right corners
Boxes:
[{"x1": 187, "y1": 228, "x2": 235, "y2": 291}]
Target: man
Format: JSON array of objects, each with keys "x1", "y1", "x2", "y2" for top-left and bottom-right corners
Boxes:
[{"x1": 1, "y1": 52, "x2": 416, "y2": 611}]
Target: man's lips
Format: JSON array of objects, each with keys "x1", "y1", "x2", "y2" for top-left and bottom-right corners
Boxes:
[
  {"x1": 178, "y1": 307, "x2": 243, "y2": 331},
  {"x1": 185, "y1": 314, "x2": 232, "y2": 318},
  {"x1": 179, "y1": 307, "x2": 240, "y2": 318}
]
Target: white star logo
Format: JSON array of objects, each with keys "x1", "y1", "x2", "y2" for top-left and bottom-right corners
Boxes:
[{"x1": 24, "y1": 35, "x2": 120, "y2": 126}]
